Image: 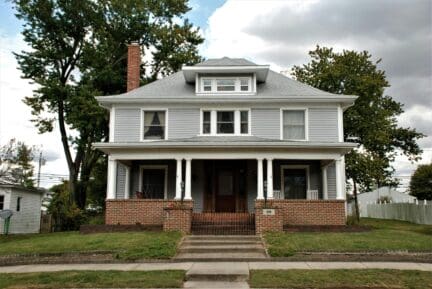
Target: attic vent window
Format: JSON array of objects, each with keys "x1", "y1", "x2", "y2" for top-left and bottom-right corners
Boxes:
[{"x1": 199, "y1": 77, "x2": 252, "y2": 93}]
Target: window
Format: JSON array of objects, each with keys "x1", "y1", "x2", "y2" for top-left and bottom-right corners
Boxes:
[
  {"x1": 240, "y1": 111, "x2": 249, "y2": 134},
  {"x1": 217, "y1": 111, "x2": 235, "y2": 134},
  {"x1": 0, "y1": 195, "x2": 4, "y2": 210},
  {"x1": 16, "y1": 197, "x2": 21, "y2": 212},
  {"x1": 282, "y1": 110, "x2": 306, "y2": 140},
  {"x1": 282, "y1": 168, "x2": 308, "y2": 199},
  {"x1": 240, "y1": 78, "x2": 249, "y2": 91},
  {"x1": 202, "y1": 111, "x2": 211, "y2": 134},
  {"x1": 216, "y1": 79, "x2": 235, "y2": 91},
  {"x1": 202, "y1": 110, "x2": 250, "y2": 135},
  {"x1": 143, "y1": 111, "x2": 166, "y2": 140},
  {"x1": 139, "y1": 167, "x2": 167, "y2": 199},
  {"x1": 200, "y1": 77, "x2": 252, "y2": 93},
  {"x1": 203, "y1": 79, "x2": 212, "y2": 91}
]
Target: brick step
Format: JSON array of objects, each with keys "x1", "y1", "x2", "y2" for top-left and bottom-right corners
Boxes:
[{"x1": 179, "y1": 244, "x2": 266, "y2": 253}]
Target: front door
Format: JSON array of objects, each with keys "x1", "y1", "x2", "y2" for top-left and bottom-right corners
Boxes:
[{"x1": 216, "y1": 168, "x2": 236, "y2": 212}]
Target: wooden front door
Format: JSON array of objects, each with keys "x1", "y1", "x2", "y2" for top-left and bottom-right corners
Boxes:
[{"x1": 216, "y1": 168, "x2": 236, "y2": 212}]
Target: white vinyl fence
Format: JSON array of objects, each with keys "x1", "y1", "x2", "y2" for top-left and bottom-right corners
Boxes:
[{"x1": 365, "y1": 201, "x2": 432, "y2": 225}]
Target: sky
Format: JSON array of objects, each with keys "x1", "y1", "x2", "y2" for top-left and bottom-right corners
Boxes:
[{"x1": 0, "y1": 0, "x2": 431, "y2": 190}]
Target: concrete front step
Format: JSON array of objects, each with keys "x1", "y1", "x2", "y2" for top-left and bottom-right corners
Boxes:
[
  {"x1": 179, "y1": 244, "x2": 266, "y2": 254},
  {"x1": 183, "y1": 240, "x2": 262, "y2": 246},
  {"x1": 176, "y1": 252, "x2": 268, "y2": 260},
  {"x1": 184, "y1": 281, "x2": 250, "y2": 288},
  {"x1": 187, "y1": 235, "x2": 261, "y2": 241},
  {"x1": 186, "y1": 262, "x2": 250, "y2": 282}
]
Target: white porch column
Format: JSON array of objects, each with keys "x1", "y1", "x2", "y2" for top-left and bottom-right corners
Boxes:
[
  {"x1": 257, "y1": 158, "x2": 264, "y2": 200},
  {"x1": 335, "y1": 159, "x2": 344, "y2": 200},
  {"x1": 322, "y1": 165, "x2": 328, "y2": 200},
  {"x1": 267, "y1": 158, "x2": 274, "y2": 199},
  {"x1": 184, "y1": 158, "x2": 192, "y2": 200},
  {"x1": 107, "y1": 159, "x2": 117, "y2": 199},
  {"x1": 175, "y1": 158, "x2": 183, "y2": 200},
  {"x1": 124, "y1": 165, "x2": 131, "y2": 199}
]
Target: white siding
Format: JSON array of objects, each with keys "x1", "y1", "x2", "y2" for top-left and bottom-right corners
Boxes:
[
  {"x1": 327, "y1": 163, "x2": 337, "y2": 199},
  {"x1": 0, "y1": 188, "x2": 41, "y2": 234},
  {"x1": 168, "y1": 108, "x2": 200, "y2": 139},
  {"x1": 114, "y1": 108, "x2": 141, "y2": 142},
  {"x1": 309, "y1": 107, "x2": 339, "y2": 141},
  {"x1": 251, "y1": 108, "x2": 280, "y2": 139}
]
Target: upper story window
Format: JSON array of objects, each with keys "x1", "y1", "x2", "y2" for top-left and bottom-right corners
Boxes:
[
  {"x1": 142, "y1": 110, "x2": 166, "y2": 140},
  {"x1": 202, "y1": 109, "x2": 250, "y2": 135},
  {"x1": 282, "y1": 109, "x2": 307, "y2": 140},
  {"x1": 200, "y1": 77, "x2": 252, "y2": 93},
  {"x1": 0, "y1": 195, "x2": 4, "y2": 210}
]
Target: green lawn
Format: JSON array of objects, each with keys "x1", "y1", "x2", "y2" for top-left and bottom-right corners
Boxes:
[
  {"x1": 0, "y1": 270, "x2": 185, "y2": 289},
  {"x1": 0, "y1": 231, "x2": 182, "y2": 260},
  {"x1": 250, "y1": 269, "x2": 432, "y2": 289},
  {"x1": 265, "y1": 218, "x2": 432, "y2": 257}
]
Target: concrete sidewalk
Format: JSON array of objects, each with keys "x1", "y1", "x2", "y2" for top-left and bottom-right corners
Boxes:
[{"x1": 0, "y1": 261, "x2": 431, "y2": 274}]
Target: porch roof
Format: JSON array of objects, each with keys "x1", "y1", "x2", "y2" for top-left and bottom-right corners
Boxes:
[{"x1": 94, "y1": 137, "x2": 357, "y2": 154}]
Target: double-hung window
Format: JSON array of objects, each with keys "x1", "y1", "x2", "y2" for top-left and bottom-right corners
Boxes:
[
  {"x1": 202, "y1": 109, "x2": 250, "y2": 135},
  {"x1": 143, "y1": 110, "x2": 166, "y2": 140},
  {"x1": 282, "y1": 109, "x2": 307, "y2": 140},
  {"x1": 200, "y1": 77, "x2": 252, "y2": 93}
]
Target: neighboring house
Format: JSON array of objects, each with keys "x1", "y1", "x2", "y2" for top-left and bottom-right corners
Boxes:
[
  {"x1": 94, "y1": 43, "x2": 357, "y2": 232},
  {"x1": 0, "y1": 184, "x2": 43, "y2": 234},
  {"x1": 349, "y1": 186, "x2": 417, "y2": 217}
]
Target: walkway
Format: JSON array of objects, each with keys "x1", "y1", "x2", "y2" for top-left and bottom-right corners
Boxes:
[{"x1": 2, "y1": 262, "x2": 431, "y2": 288}]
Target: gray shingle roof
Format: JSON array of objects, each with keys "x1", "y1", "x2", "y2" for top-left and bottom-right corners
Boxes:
[
  {"x1": 96, "y1": 58, "x2": 355, "y2": 102},
  {"x1": 195, "y1": 57, "x2": 257, "y2": 66}
]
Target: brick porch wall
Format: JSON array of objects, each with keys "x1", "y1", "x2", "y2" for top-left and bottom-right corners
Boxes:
[
  {"x1": 105, "y1": 199, "x2": 193, "y2": 226},
  {"x1": 255, "y1": 200, "x2": 346, "y2": 226}
]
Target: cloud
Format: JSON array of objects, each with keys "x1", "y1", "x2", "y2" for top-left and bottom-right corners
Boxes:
[
  {"x1": 0, "y1": 33, "x2": 69, "y2": 188},
  {"x1": 203, "y1": 0, "x2": 431, "y2": 186}
]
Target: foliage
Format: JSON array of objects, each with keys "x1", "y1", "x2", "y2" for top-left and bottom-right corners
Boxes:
[
  {"x1": 47, "y1": 182, "x2": 86, "y2": 231},
  {"x1": 0, "y1": 139, "x2": 36, "y2": 187},
  {"x1": 0, "y1": 270, "x2": 185, "y2": 289},
  {"x1": 410, "y1": 163, "x2": 432, "y2": 200},
  {"x1": 264, "y1": 218, "x2": 432, "y2": 256},
  {"x1": 292, "y1": 46, "x2": 424, "y2": 191},
  {"x1": 12, "y1": 0, "x2": 204, "y2": 208},
  {"x1": 0, "y1": 230, "x2": 182, "y2": 259}
]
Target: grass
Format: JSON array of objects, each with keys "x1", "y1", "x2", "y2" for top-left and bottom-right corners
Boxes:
[
  {"x1": 249, "y1": 269, "x2": 432, "y2": 289},
  {"x1": 0, "y1": 231, "x2": 182, "y2": 260},
  {"x1": 265, "y1": 218, "x2": 432, "y2": 257},
  {"x1": 0, "y1": 270, "x2": 185, "y2": 288}
]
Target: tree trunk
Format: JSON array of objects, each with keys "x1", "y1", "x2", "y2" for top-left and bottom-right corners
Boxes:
[{"x1": 353, "y1": 180, "x2": 360, "y2": 222}]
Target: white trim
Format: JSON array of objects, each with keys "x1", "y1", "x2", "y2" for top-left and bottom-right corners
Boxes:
[
  {"x1": 184, "y1": 159, "x2": 192, "y2": 200},
  {"x1": 338, "y1": 105, "x2": 344, "y2": 142},
  {"x1": 280, "y1": 107, "x2": 309, "y2": 141},
  {"x1": 107, "y1": 159, "x2": 117, "y2": 199},
  {"x1": 257, "y1": 158, "x2": 264, "y2": 200},
  {"x1": 267, "y1": 158, "x2": 274, "y2": 199},
  {"x1": 322, "y1": 166, "x2": 328, "y2": 200},
  {"x1": 109, "y1": 106, "x2": 116, "y2": 142},
  {"x1": 124, "y1": 165, "x2": 131, "y2": 199},
  {"x1": 199, "y1": 108, "x2": 251, "y2": 136},
  {"x1": 175, "y1": 158, "x2": 183, "y2": 200},
  {"x1": 335, "y1": 159, "x2": 344, "y2": 200},
  {"x1": 138, "y1": 165, "x2": 168, "y2": 199},
  {"x1": 140, "y1": 108, "x2": 168, "y2": 141},
  {"x1": 280, "y1": 165, "x2": 310, "y2": 199}
]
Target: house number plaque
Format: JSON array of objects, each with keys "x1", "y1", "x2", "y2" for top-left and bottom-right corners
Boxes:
[{"x1": 263, "y1": 209, "x2": 275, "y2": 215}]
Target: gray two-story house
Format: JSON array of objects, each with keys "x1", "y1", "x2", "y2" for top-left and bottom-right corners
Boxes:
[{"x1": 94, "y1": 43, "x2": 357, "y2": 234}]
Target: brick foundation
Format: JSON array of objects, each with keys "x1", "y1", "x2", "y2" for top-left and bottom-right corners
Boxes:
[
  {"x1": 105, "y1": 199, "x2": 193, "y2": 227},
  {"x1": 255, "y1": 200, "x2": 346, "y2": 228},
  {"x1": 163, "y1": 207, "x2": 193, "y2": 234},
  {"x1": 255, "y1": 205, "x2": 283, "y2": 234}
]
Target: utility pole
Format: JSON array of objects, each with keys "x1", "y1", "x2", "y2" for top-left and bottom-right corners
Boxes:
[{"x1": 37, "y1": 151, "x2": 42, "y2": 188}]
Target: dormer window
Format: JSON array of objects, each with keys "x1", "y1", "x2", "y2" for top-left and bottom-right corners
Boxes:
[{"x1": 199, "y1": 77, "x2": 252, "y2": 93}]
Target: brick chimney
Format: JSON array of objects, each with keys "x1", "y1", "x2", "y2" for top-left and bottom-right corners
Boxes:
[{"x1": 127, "y1": 42, "x2": 140, "y2": 92}]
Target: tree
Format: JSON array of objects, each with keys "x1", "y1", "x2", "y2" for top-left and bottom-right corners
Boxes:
[
  {"x1": 410, "y1": 164, "x2": 432, "y2": 200},
  {"x1": 13, "y1": 0, "x2": 203, "y2": 208},
  {"x1": 0, "y1": 139, "x2": 36, "y2": 187},
  {"x1": 292, "y1": 46, "x2": 424, "y2": 192}
]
